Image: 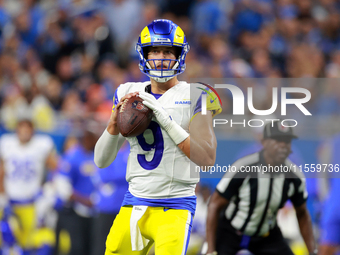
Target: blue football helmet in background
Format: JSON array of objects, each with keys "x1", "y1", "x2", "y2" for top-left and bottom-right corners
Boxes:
[{"x1": 136, "y1": 19, "x2": 190, "y2": 83}]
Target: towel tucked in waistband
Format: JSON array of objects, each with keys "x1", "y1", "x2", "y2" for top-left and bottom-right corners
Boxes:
[{"x1": 130, "y1": 205, "x2": 150, "y2": 251}]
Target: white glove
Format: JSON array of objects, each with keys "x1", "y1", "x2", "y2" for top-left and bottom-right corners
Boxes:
[
  {"x1": 139, "y1": 91, "x2": 189, "y2": 145},
  {"x1": 139, "y1": 91, "x2": 172, "y2": 130}
]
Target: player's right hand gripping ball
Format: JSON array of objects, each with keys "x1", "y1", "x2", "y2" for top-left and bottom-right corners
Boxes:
[{"x1": 117, "y1": 95, "x2": 153, "y2": 137}]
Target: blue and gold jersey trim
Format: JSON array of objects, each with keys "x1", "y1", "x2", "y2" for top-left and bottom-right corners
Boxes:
[
  {"x1": 122, "y1": 190, "x2": 197, "y2": 215},
  {"x1": 112, "y1": 88, "x2": 120, "y2": 112}
]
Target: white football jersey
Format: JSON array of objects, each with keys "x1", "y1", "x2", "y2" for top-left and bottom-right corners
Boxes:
[
  {"x1": 113, "y1": 81, "x2": 221, "y2": 199},
  {"x1": 0, "y1": 134, "x2": 54, "y2": 201}
]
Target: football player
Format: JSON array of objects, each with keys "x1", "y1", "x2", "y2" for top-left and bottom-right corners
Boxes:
[
  {"x1": 0, "y1": 119, "x2": 57, "y2": 255},
  {"x1": 94, "y1": 19, "x2": 222, "y2": 255}
]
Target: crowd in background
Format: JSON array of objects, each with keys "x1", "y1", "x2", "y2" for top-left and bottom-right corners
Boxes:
[{"x1": 0, "y1": 0, "x2": 340, "y2": 133}]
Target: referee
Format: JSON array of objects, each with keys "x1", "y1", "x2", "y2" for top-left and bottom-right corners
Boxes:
[{"x1": 205, "y1": 121, "x2": 317, "y2": 255}]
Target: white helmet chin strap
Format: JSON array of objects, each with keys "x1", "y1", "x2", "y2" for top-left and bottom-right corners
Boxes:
[{"x1": 146, "y1": 62, "x2": 179, "y2": 83}]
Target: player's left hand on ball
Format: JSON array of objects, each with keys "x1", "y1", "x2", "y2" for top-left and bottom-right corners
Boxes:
[
  {"x1": 139, "y1": 91, "x2": 173, "y2": 131},
  {"x1": 108, "y1": 92, "x2": 140, "y2": 135}
]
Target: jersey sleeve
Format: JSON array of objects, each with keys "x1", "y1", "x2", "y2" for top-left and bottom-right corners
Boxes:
[
  {"x1": 58, "y1": 157, "x2": 71, "y2": 175},
  {"x1": 289, "y1": 177, "x2": 308, "y2": 207},
  {"x1": 0, "y1": 135, "x2": 11, "y2": 160},
  {"x1": 37, "y1": 135, "x2": 56, "y2": 160},
  {"x1": 112, "y1": 83, "x2": 133, "y2": 112},
  {"x1": 191, "y1": 85, "x2": 222, "y2": 120},
  {"x1": 58, "y1": 150, "x2": 78, "y2": 183},
  {"x1": 112, "y1": 87, "x2": 120, "y2": 112},
  {"x1": 216, "y1": 154, "x2": 258, "y2": 200},
  {"x1": 45, "y1": 136, "x2": 55, "y2": 154},
  {"x1": 216, "y1": 176, "x2": 244, "y2": 200}
]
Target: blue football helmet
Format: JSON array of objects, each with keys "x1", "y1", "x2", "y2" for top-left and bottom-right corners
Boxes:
[{"x1": 136, "y1": 19, "x2": 190, "y2": 83}]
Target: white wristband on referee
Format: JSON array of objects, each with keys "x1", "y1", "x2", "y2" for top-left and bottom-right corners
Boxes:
[{"x1": 165, "y1": 120, "x2": 189, "y2": 145}]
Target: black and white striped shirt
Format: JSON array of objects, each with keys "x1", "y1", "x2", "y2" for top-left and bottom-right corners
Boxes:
[{"x1": 216, "y1": 150, "x2": 308, "y2": 237}]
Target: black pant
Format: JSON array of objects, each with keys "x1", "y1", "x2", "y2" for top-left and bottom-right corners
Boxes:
[
  {"x1": 216, "y1": 219, "x2": 294, "y2": 255},
  {"x1": 54, "y1": 207, "x2": 93, "y2": 255},
  {"x1": 91, "y1": 212, "x2": 118, "y2": 255}
]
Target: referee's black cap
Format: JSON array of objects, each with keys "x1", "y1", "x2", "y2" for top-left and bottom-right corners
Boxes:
[{"x1": 263, "y1": 121, "x2": 298, "y2": 140}]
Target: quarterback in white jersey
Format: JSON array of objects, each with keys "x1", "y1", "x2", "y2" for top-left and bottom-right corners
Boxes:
[
  {"x1": 94, "y1": 19, "x2": 221, "y2": 255},
  {"x1": 0, "y1": 119, "x2": 56, "y2": 251},
  {"x1": 113, "y1": 81, "x2": 216, "y2": 199}
]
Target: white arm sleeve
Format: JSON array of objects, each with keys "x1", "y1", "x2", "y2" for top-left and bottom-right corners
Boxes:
[{"x1": 94, "y1": 129, "x2": 126, "y2": 168}]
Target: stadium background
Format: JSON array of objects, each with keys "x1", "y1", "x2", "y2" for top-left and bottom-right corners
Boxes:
[{"x1": 0, "y1": 0, "x2": 340, "y2": 254}]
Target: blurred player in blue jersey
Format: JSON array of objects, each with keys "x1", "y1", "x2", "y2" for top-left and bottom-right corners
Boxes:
[
  {"x1": 54, "y1": 129, "x2": 98, "y2": 255},
  {"x1": 91, "y1": 142, "x2": 129, "y2": 255},
  {"x1": 94, "y1": 19, "x2": 222, "y2": 255},
  {"x1": 319, "y1": 134, "x2": 340, "y2": 255}
]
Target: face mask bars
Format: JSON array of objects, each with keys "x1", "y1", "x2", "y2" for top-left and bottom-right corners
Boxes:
[{"x1": 145, "y1": 59, "x2": 180, "y2": 78}]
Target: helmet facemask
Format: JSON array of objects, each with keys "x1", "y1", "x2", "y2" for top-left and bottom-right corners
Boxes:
[
  {"x1": 146, "y1": 59, "x2": 180, "y2": 83},
  {"x1": 141, "y1": 46, "x2": 182, "y2": 83}
]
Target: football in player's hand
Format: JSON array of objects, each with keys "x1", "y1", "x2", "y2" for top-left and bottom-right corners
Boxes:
[{"x1": 117, "y1": 95, "x2": 153, "y2": 137}]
